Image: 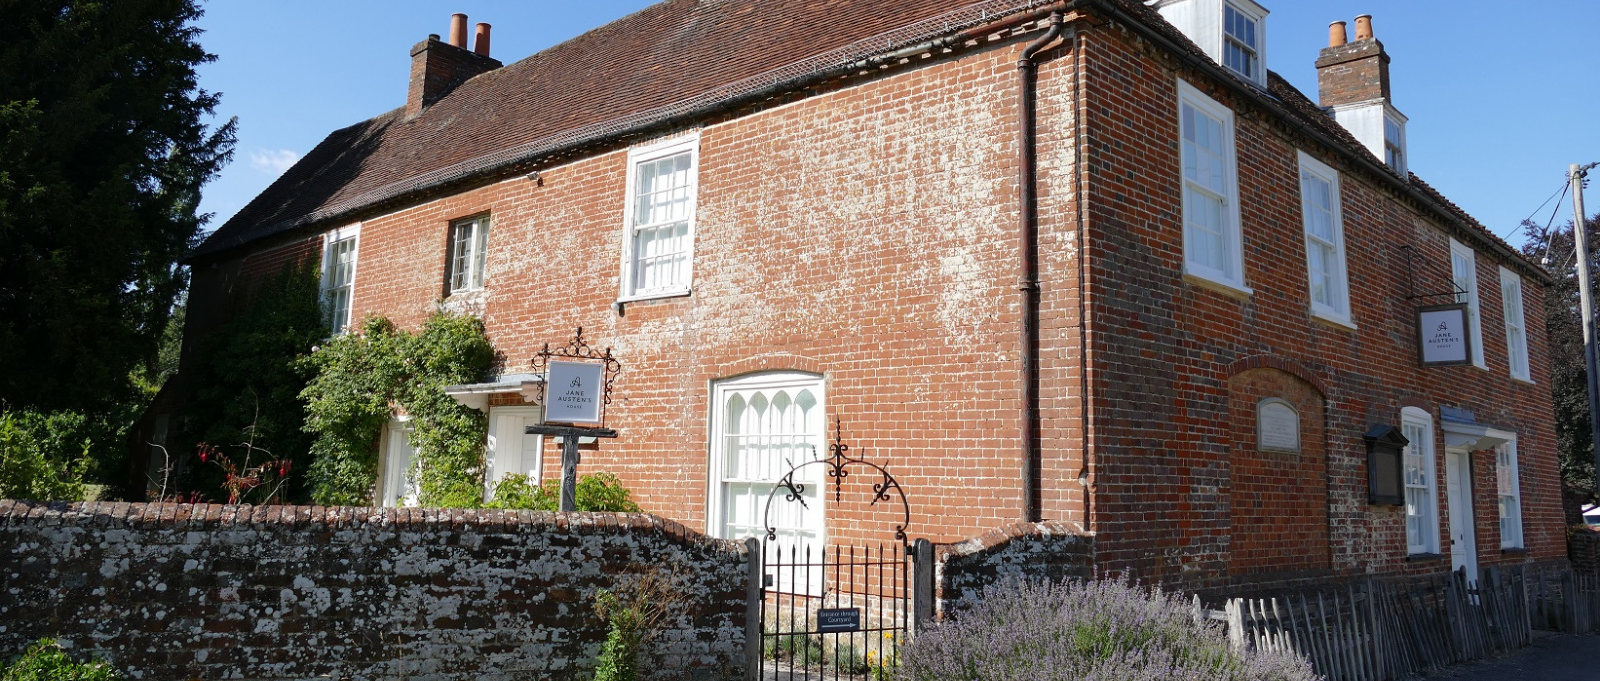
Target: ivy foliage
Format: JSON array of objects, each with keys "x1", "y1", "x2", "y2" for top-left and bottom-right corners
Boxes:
[
  {"x1": 486, "y1": 472, "x2": 642, "y2": 512},
  {"x1": 299, "y1": 313, "x2": 494, "y2": 507},
  {"x1": 178, "y1": 263, "x2": 325, "y2": 503}
]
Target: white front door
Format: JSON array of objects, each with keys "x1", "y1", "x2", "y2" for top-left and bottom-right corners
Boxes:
[
  {"x1": 487, "y1": 406, "x2": 546, "y2": 495},
  {"x1": 1445, "y1": 448, "x2": 1478, "y2": 583},
  {"x1": 377, "y1": 419, "x2": 417, "y2": 508}
]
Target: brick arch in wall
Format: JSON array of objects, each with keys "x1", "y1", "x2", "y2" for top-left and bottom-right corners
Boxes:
[
  {"x1": 1225, "y1": 364, "x2": 1332, "y2": 578},
  {"x1": 710, "y1": 353, "x2": 828, "y2": 383}
]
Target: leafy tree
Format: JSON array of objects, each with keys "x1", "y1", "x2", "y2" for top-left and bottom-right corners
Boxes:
[
  {"x1": 1521, "y1": 213, "x2": 1599, "y2": 500},
  {"x1": 0, "y1": 0, "x2": 236, "y2": 414}
]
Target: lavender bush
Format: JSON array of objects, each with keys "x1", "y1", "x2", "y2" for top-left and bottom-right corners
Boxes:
[{"x1": 899, "y1": 577, "x2": 1320, "y2": 681}]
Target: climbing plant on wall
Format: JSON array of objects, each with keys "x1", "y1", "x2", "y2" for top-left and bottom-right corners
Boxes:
[{"x1": 298, "y1": 312, "x2": 495, "y2": 508}]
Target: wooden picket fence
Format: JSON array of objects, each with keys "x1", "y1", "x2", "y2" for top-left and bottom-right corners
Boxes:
[
  {"x1": 1214, "y1": 567, "x2": 1533, "y2": 681},
  {"x1": 1527, "y1": 564, "x2": 1600, "y2": 633}
]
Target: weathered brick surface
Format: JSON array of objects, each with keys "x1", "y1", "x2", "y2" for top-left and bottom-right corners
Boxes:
[
  {"x1": 0, "y1": 501, "x2": 748, "y2": 681},
  {"x1": 186, "y1": 35, "x2": 1086, "y2": 547},
  {"x1": 1079, "y1": 23, "x2": 1564, "y2": 590},
  {"x1": 173, "y1": 7, "x2": 1564, "y2": 600},
  {"x1": 934, "y1": 521, "x2": 1094, "y2": 613}
]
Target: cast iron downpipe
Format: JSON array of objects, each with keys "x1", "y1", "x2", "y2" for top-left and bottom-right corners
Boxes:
[{"x1": 1018, "y1": 11, "x2": 1065, "y2": 523}]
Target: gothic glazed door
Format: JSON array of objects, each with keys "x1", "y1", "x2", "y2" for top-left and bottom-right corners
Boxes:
[{"x1": 1445, "y1": 448, "x2": 1478, "y2": 583}]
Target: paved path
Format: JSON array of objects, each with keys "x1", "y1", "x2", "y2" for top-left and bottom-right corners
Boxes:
[{"x1": 1430, "y1": 632, "x2": 1600, "y2": 680}]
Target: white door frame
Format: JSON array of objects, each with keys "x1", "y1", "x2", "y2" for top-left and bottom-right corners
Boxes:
[
  {"x1": 376, "y1": 418, "x2": 416, "y2": 508},
  {"x1": 486, "y1": 405, "x2": 546, "y2": 496},
  {"x1": 1444, "y1": 447, "x2": 1478, "y2": 584}
]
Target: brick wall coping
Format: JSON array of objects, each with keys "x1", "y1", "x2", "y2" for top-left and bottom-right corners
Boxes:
[
  {"x1": 0, "y1": 499, "x2": 744, "y2": 553},
  {"x1": 935, "y1": 520, "x2": 1091, "y2": 560}
]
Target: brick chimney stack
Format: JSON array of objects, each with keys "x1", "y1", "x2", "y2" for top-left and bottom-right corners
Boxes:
[
  {"x1": 1315, "y1": 14, "x2": 1390, "y2": 109},
  {"x1": 407, "y1": 14, "x2": 502, "y2": 119}
]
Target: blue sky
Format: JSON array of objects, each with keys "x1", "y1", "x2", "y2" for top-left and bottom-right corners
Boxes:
[{"x1": 193, "y1": 1, "x2": 1599, "y2": 248}]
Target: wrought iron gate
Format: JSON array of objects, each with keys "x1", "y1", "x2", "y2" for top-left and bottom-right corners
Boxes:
[{"x1": 750, "y1": 419, "x2": 926, "y2": 681}]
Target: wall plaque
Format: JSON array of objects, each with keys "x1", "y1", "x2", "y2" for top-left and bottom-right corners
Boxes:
[
  {"x1": 1257, "y1": 399, "x2": 1300, "y2": 452},
  {"x1": 544, "y1": 360, "x2": 605, "y2": 425},
  {"x1": 1365, "y1": 424, "x2": 1409, "y2": 506},
  {"x1": 1417, "y1": 304, "x2": 1473, "y2": 367}
]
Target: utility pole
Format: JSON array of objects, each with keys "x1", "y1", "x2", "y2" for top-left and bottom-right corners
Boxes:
[{"x1": 1572, "y1": 163, "x2": 1600, "y2": 488}]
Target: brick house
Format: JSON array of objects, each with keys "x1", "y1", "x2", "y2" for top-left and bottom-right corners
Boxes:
[{"x1": 166, "y1": 0, "x2": 1564, "y2": 592}]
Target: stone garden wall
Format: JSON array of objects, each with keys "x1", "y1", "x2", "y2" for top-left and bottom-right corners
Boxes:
[
  {"x1": 0, "y1": 500, "x2": 748, "y2": 681},
  {"x1": 934, "y1": 521, "x2": 1093, "y2": 613}
]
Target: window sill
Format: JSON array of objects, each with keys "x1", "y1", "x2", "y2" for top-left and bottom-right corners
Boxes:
[
  {"x1": 1405, "y1": 552, "x2": 1446, "y2": 562},
  {"x1": 1182, "y1": 271, "x2": 1253, "y2": 301},
  {"x1": 616, "y1": 289, "x2": 691, "y2": 305},
  {"x1": 1500, "y1": 547, "x2": 1529, "y2": 555},
  {"x1": 1511, "y1": 376, "x2": 1536, "y2": 387},
  {"x1": 1311, "y1": 310, "x2": 1358, "y2": 332}
]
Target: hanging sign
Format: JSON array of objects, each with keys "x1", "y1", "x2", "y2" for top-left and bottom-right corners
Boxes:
[
  {"x1": 544, "y1": 360, "x2": 606, "y2": 425},
  {"x1": 1417, "y1": 304, "x2": 1473, "y2": 367}
]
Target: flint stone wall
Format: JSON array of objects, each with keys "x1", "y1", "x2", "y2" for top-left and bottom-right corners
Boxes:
[
  {"x1": 935, "y1": 521, "x2": 1094, "y2": 614},
  {"x1": 0, "y1": 500, "x2": 748, "y2": 681}
]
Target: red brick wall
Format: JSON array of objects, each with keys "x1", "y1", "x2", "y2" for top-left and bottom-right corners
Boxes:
[
  {"x1": 319, "y1": 37, "x2": 1085, "y2": 547},
  {"x1": 1077, "y1": 23, "x2": 1562, "y2": 589},
  {"x1": 1227, "y1": 368, "x2": 1330, "y2": 577}
]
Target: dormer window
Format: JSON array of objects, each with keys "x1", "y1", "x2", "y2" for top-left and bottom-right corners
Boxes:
[
  {"x1": 1223, "y1": 4, "x2": 1260, "y2": 80},
  {"x1": 1151, "y1": 0, "x2": 1269, "y2": 88},
  {"x1": 1383, "y1": 115, "x2": 1406, "y2": 175}
]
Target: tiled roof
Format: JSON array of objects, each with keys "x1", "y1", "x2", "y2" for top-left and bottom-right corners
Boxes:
[
  {"x1": 194, "y1": 0, "x2": 1057, "y2": 259},
  {"x1": 197, "y1": 0, "x2": 1545, "y2": 282}
]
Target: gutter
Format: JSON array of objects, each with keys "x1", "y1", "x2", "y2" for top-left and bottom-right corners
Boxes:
[{"x1": 1017, "y1": 11, "x2": 1068, "y2": 523}]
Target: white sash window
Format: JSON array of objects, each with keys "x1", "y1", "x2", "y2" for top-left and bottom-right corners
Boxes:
[
  {"x1": 1178, "y1": 81, "x2": 1246, "y2": 294},
  {"x1": 321, "y1": 225, "x2": 360, "y2": 335},
  {"x1": 1401, "y1": 407, "x2": 1439, "y2": 555},
  {"x1": 620, "y1": 134, "x2": 699, "y2": 300}
]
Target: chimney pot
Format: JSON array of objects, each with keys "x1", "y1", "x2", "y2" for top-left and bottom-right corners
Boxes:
[
  {"x1": 1354, "y1": 15, "x2": 1374, "y2": 41},
  {"x1": 449, "y1": 13, "x2": 469, "y2": 48},
  {"x1": 474, "y1": 23, "x2": 492, "y2": 57},
  {"x1": 1328, "y1": 21, "x2": 1348, "y2": 48}
]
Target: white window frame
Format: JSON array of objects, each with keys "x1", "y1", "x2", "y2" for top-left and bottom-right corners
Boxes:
[
  {"x1": 447, "y1": 214, "x2": 491, "y2": 294},
  {"x1": 1496, "y1": 435, "x2": 1524, "y2": 549},
  {"x1": 1499, "y1": 266, "x2": 1532, "y2": 382},
  {"x1": 1297, "y1": 152, "x2": 1352, "y2": 327},
  {"x1": 1221, "y1": 1, "x2": 1266, "y2": 86},
  {"x1": 320, "y1": 224, "x2": 361, "y2": 336},
  {"x1": 1177, "y1": 80, "x2": 1250, "y2": 296},
  {"x1": 1450, "y1": 238, "x2": 1487, "y2": 369},
  {"x1": 1402, "y1": 406, "x2": 1440, "y2": 555},
  {"x1": 707, "y1": 371, "x2": 827, "y2": 541},
  {"x1": 618, "y1": 133, "x2": 700, "y2": 302},
  {"x1": 1383, "y1": 113, "x2": 1407, "y2": 176}
]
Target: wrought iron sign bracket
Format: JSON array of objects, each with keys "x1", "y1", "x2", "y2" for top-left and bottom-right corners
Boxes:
[{"x1": 1400, "y1": 244, "x2": 1467, "y2": 302}]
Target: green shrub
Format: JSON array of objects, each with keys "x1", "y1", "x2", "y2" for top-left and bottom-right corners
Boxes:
[
  {"x1": 0, "y1": 410, "x2": 91, "y2": 501},
  {"x1": 2, "y1": 639, "x2": 120, "y2": 680},
  {"x1": 590, "y1": 569, "x2": 685, "y2": 681},
  {"x1": 299, "y1": 312, "x2": 494, "y2": 507},
  {"x1": 487, "y1": 472, "x2": 642, "y2": 512},
  {"x1": 898, "y1": 576, "x2": 1320, "y2": 681}
]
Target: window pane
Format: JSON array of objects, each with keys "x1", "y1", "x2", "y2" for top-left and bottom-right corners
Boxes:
[{"x1": 473, "y1": 220, "x2": 489, "y2": 288}]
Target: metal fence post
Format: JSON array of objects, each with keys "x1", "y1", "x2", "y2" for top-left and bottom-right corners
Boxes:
[
  {"x1": 744, "y1": 538, "x2": 762, "y2": 681},
  {"x1": 911, "y1": 538, "x2": 934, "y2": 634}
]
